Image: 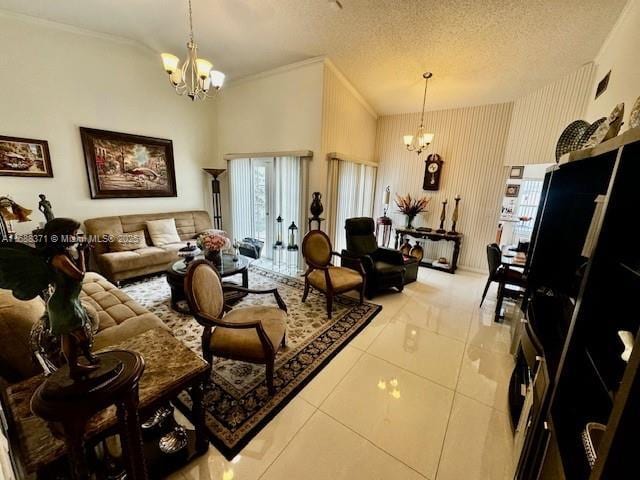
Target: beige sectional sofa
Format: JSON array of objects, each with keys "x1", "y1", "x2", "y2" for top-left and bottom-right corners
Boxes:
[
  {"x1": 0, "y1": 272, "x2": 169, "y2": 383},
  {"x1": 84, "y1": 210, "x2": 212, "y2": 282}
]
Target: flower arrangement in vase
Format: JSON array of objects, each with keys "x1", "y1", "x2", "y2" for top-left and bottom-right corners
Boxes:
[
  {"x1": 197, "y1": 231, "x2": 229, "y2": 265},
  {"x1": 395, "y1": 193, "x2": 430, "y2": 229}
]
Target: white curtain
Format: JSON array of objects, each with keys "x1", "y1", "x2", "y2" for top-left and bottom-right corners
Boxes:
[
  {"x1": 228, "y1": 158, "x2": 252, "y2": 241},
  {"x1": 330, "y1": 160, "x2": 378, "y2": 252},
  {"x1": 228, "y1": 155, "x2": 309, "y2": 264}
]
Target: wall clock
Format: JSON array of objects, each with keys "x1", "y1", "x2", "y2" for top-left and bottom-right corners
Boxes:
[{"x1": 423, "y1": 153, "x2": 444, "y2": 191}]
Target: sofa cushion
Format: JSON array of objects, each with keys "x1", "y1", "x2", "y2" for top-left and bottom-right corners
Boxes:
[
  {"x1": 0, "y1": 290, "x2": 45, "y2": 382},
  {"x1": 146, "y1": 218, "x2": 181, "y2": 246},
  {"x1": 110, "y1": 229, "x2": 148, "y2": 252},
  {"x1": 99, "y1": 247, "x2": 175, "y2": 274}
]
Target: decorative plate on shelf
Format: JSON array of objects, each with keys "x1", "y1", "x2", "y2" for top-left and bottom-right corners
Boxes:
[
  {"x1": 578, "y1": 117, "x2": 606, "y2": 146},
  {"x1": 583, "y1": 103, "x2": 625, "y2": 148},
  {"x1": 555, "y1": 120, "x2": 590, "y2": 161},
  {"x1": 629, "y1": 96, "x2": 640, "y2": 129}
]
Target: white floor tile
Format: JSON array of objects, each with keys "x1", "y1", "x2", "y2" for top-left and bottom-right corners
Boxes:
[
  {"x1": 457, "y1": 344, "x2": 515, "y2": 412},
  {"x1": 395, "y1": 296, "x2": 473, "y2": 342},
  {"x1": 260, "y1": 410, "x2": 427, "y2": 480},
  {"x1": 299, "y1": 345, "x2": 363, "y2": 407},
  {"x1": 320, "y1": 354, "x2": 453, "y2": 479},
  {"x1": 174, "y1": 397, "x2": 315, "y2": 480},
  {"x1": 436, "y1": 394, "x2": 514, "y2": 480},
  {"x1": 467, "y1": 308, "x2": 514, "y2": 354},
  {"x1": 367, "y1": 321, "x2": 465, "y2": 389}
]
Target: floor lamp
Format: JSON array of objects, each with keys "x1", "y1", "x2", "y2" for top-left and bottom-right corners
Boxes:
[{"x1": 203, "y1": 168, "x2": 226, "y2": 230}]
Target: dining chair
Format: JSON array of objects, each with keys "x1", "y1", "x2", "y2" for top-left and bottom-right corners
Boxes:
[
  {"x1": 301, "y1": 230, "x2": 365, "y2": 319},
  {"x1": 480, "y1": 243, "x2": 526, "y2": 320},
  {"x1": 184, "y1": 259, "x2": 288, "y2": 395}
]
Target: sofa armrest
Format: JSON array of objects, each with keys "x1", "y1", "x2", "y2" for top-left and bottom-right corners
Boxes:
[
  {"x1": 341, "y1": 250, "x2": 373, "y2": 273},
  {"x1": 372, "y1": 247, "x2": 405, "y2": 265}
]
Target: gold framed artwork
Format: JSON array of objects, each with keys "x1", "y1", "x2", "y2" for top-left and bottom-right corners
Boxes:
[
  {"x1": 0, "y1": 135, "x2": 53, "y2": 178},
  {"x1": 80, "y1": 127, "x2": 177, "y2": 199}
]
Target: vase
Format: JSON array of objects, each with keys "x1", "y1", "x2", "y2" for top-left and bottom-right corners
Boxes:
[
  {"x1": 205, "y1": 249, "x2": 222, "y2": 266},
  {"x1": 310, "y1": 192, "x2": 324, "y2": 218},
  {"x1": 406, "y1": 214, "x2": 416, "y2": 229}
]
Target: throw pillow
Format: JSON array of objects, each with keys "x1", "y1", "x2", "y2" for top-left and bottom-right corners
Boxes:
[
  {"x1": 110, "y1": 230, "x2": 148, "y2": 252},
  {"x1": 146, "y1": 218, "x2": 181, "y2": 246}
]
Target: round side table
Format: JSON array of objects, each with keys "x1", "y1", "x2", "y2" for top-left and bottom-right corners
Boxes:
[
  {"x1": 31, "y1": 350, "x2": 147, "y2": 480},
  {"x1": 376, "y1": 216, "x2": 393, "y2": 247}
]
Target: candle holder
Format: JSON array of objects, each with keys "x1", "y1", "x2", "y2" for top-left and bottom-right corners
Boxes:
[
  {"x1": 436, "y1": 200, "x2": 447, "y2": 233},
  {"x1": 448, "y1": 195, "x2": 461, "y2": 235}
]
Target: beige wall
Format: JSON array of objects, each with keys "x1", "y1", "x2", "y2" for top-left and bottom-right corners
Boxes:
[
  {"x1": 374, "y1": 103, "x2": 513, "y2": 271},
  {"x1": 503, "y1": 63, "x2": 595, "y2": 165},
  {"x1": 0, "y1": 13, "x2": 216, "y2": 233},
  {"x1": 586, "y1": 0, "x2": 640, "y2": 125},
  {"x1": 321, "y1": 61, "x2": 378, "y2": 165}
]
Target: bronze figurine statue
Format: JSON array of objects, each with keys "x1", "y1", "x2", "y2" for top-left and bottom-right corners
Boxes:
[
  {"x1": 0, "y1": 218, "x2": 99, "y2": 380},
  {"x1": 38, "y1": 194, "x2": 55, "y2": 223}
]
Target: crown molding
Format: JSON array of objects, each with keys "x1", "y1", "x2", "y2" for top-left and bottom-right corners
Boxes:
[
  {"x1": 226, "y1": 57, "x2": 326, "y2": 88},
  {"x1": 0, "y1": 8, "x2": 154, "y2": 53},
  {"x1": 323, "y1": 58, "x2": 378, "y2": 118}
]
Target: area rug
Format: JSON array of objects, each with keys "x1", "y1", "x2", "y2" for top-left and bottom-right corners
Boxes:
[{"x1": 122, "y1": 265, "x2": 381, "y2": 459}]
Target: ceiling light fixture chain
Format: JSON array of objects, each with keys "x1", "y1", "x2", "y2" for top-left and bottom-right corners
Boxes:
[
  {"x1": 160, "y1": 0, "x2": 225, "y2": 102},
  {"x1": 403, "y1": 72, "x2": 434, "y2": 156}
]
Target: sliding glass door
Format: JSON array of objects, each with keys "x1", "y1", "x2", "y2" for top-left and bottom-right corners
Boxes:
[
  {"x1": 229, "y1": 156, "x2": 308, "y2": 263},
  {"x1": 251, "y1": 158, "x2": 274, "y2": 248}
]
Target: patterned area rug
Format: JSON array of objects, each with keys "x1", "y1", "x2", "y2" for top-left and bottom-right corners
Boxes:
[{"x1": 122, "y1": 265, "x2": 381, "y2": 459}]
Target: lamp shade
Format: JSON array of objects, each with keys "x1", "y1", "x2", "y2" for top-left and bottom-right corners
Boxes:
[
  {"x1": 161, "y1": 53, "x2": 180, "y2": 73},
  {"x1": 403, "y1": 135, "x2": 414, "y2": 146},
  {"x1": 419, "y1": 132, "x2": 434, "y2": 146},
  {"x1": 210, "y1": 70, "x2": 225, "y2": 89},
  {"x1": 196, "y1": 59, "x2": 213, "y2": 79}
]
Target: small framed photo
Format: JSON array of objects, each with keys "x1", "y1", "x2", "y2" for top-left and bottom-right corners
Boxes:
[
  {"x1": 505, "y1": 184, "x2": 521, "y2": 197},
  {"x1": 0, "y1": 135, "x2": 53, "y2": 177},
  {"x1": 509, "y1": 165, "x2": 524, "y2": 179}
]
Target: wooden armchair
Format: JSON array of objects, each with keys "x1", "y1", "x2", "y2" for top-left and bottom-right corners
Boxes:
[
  {"x1": 301, "y1": 230, "x2": 366, "y2": 319},
  {"x1": 184, "y1": 259, "x2": 288, "y2": 395}
]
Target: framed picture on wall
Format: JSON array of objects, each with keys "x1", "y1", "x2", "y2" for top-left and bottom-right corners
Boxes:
[
  {"x1": 509, "y1": 165, "x2": 524, "y2": 179},
  {"x1": 80, "y1": 127, "x2": 177, "y2": 199},
  {"x1": 505, "y1": 184, "x2": 521, "y2": 197},
  {"x1": 0, "y1": 135, "x2": 53, "y2": 177}
]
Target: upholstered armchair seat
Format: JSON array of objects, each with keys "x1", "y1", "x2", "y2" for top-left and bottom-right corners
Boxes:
[
  {"x1": 307, "y1": 266, "x2": 363, "y2": 292},
  {"x1": 342, "y1": 217, "x2": 406, "y2": 298},
  {"x1": 301, "y1": 230, "x2": 365, "y2": 319},
  {"x1": 211, "y1": 306, "x2": 287, "y2": 362},
  {"x1": 185, "y1": 259, "x2": 288, "y2": 394}
]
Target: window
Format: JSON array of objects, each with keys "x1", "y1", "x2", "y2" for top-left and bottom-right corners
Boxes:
[{"x1": 513, "y1": 178, "x2": 544, "y2": 242}]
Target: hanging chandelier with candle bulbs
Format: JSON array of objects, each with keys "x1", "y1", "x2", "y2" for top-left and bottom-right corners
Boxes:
[
  {"x1": 161, "y1": 0, "x2": 225, "y2": 101},
  {"x1": 403, "y1": 72, "x2": 435, "y2": 156}
]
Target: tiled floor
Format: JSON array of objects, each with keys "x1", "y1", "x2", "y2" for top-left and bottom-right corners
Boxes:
[{"x1": 170, "y1": 267, "x2": 516, "y2": 480}]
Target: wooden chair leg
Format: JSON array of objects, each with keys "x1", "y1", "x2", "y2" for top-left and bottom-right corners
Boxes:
[
  {"x1": 266, "y1": 358, "x2": 275, "y2": 395},
  {"x1": 302, "y1": 280, "x2": 310, "y2": 302},
  {"x1": 480, "y1": 277, "x2": 492, "y2": 307},
  {"x1": 326, "y1": 293, "x2": 333, "y2": 319}
]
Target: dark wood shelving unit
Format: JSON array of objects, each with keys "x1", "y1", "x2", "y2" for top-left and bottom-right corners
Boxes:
[{"x1": 514, "y1": 127, "x2": 640, "y2": 480}]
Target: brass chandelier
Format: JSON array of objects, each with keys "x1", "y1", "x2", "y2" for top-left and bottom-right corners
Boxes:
[
  {"x1": 161, "y1": 0, "x2": 225, "y2": 101},
  {"x1": 403, "y1": 72, "x2": 435, "y2": 156}
]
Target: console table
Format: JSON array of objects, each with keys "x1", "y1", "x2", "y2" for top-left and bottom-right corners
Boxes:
[{"x1": 394, "y1": 228, "x2": 463, "y2": 274}]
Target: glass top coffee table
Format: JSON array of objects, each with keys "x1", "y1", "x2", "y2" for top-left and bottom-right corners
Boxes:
[{"x1": 166, "y1": 253, "x2": 251, "y2": 313}]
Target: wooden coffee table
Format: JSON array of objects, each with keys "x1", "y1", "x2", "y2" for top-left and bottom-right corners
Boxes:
[
  {"x1": 166, "y1": 253, "x2": 251, "y2": 313},
  {"x1": 2, "y1": 328, "x2": 209, "y2": 479}
]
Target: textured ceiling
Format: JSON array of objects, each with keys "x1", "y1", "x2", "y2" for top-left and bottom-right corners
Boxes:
[{"x1": 0, "y1": 0, "x2": 627, "y2": 114}]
